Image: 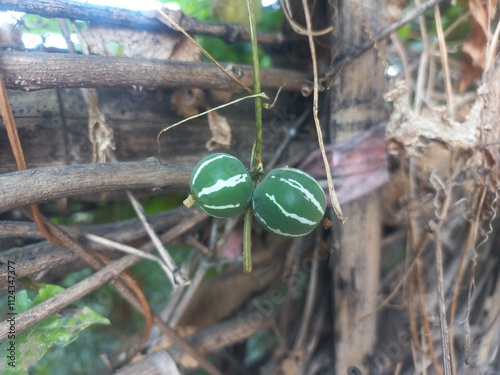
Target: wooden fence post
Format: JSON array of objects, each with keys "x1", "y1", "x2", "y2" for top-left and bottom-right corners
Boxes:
[{"x1": 330, "y1": 0, "x2": 387, "y2": 373}]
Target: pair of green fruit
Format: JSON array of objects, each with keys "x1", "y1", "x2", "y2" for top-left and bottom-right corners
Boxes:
[{"x1": 188, "y1": 153, "x2": 327, "y2": 237}]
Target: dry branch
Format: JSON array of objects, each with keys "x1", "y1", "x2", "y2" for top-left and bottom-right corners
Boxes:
[
  {"x1": 325, "y1": 0, "x2": 446, "y2": 87},
  {"x1": 0, "y1": 159, "x2": 191, "y2": 212},
  {"x1": 0, "y1": 209, "x2": 198, "y2": 288},
  {"x1": 0, "y1": 234, "x2": 220, "y2": 375},
  {"x1": 0, "y1": 210, "x2": 214, "y2": 370},
  {"x1": 0, "y1": 0, "x2": 282, "y2": 45},
  {"x1": 0, "y1": 51, "x2": 307, "y2": 92},
  {"x1": 0, "y1": 251, "x2": 142, "y2": 342}
]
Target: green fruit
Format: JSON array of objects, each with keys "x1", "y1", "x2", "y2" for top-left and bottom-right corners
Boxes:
[
  {"x1": 190, "y1": 153, "x2": 253, "y2": 218},
  {"x1": 252, "y1": 167, "x2": 326, "y2": 237}
]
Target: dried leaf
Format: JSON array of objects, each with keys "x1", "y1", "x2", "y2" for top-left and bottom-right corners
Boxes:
[
  {"x1": 299, "y1": 123, "x2": 389, "y2": 206},
  {"x1": 459, "y1": 0, "x2": 498, "y2": 91},
  {"x1": 209, "y1": 89, "x2": 235, "y2": 104},
  {"x1": 278, "y1": 353, "x2": 302, "y2": 375},
  {"x1": 170, "y1": 88, "x2": 207, "y2": 118},
  {"x1": 384, "y1": 81, "x2": 479, "y2": 151},
  {"x1": 169, "y1": 35, "x2": 201, "y2": 62},
  {"x1": 219, "y1": 229, "x2": 243, "y2": 259},
  {"x1": 88, "y1": 89, "x2": 115, "y2": 163},
  {"x1": 170, "y1": 89, "x2": 233, "y2": 150},
  {"x1": 80, "y1": 26, "x2": 182, "y2": 59},
  {"x1": 472, "y1": 66, "x2": 500, "y2": 185},
  {"x1": 206, "y1": 110, "x2": 231, "y2": 150}
]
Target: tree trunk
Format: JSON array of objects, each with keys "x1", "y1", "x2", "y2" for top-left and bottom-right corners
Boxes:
[{"x1": 330, "y1": 0, "x2": 387, "y2": 373}]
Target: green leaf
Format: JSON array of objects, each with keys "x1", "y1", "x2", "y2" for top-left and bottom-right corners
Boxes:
[
  {"x1": 0, "y1": 284, "x2": 110, "y2": 375},
  {"x1": 31, "y1": 284, "x2": 65, "y2": 306},
  {"x1": 21, "y1": 14, "x2": 62, "y2": 36},
  {"x1": 13, "y1": 290, "x2": 33, "y2": 313},
  {"x1": 396, "y1": 24, "x2": 411, "y2": 41},
  {"x1": 257, "y1": 8, "x2": 284, "y2": 33}
]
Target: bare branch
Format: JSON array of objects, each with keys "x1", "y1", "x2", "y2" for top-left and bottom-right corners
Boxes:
[
  {"x1": 0, "y1": 251, "x2": 142, "y2": 341},
  {"x1": 0, "y1": 52, "x2": 308, "y2": 92},
  {"x1": 0, "y1": 0, "x2": 282, "y2": 45},
  {"x1": 0, "y1": 209, "x2": 196, "y2": 286},
  {"x1": 0, "y1": 159, "x2": 191, "y2": 212}
]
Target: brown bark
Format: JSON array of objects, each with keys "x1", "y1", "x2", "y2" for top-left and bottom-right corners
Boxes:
[
  {"x1": 0, "y1": 0, "x2": 281, "y2": 44},
  {"x1": 330, "y1": 0, "x2": 387, "y2": 373},
  {"x1": 0, "y1": 0, "x2": 165, "y2": 31},
  {"x1": 0, "y1": 159, "x2": 191, "y2": 212},
  {"x1": 0, "y1": 52, "x2": 307, "y2": 92},
  {"x1": 0, "y1": 209, "x2": 203, "y2": 292},
  {"x1": 0, "y1": 88, "x2": 312, "y2": 174}
]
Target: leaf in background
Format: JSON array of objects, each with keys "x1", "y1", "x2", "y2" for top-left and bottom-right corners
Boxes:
[
  {"x1": 0, "y1": 284, "x2": 110, "y2": 375},
  {"x1": 171, "y1": 88, "x2": 206, "y2": 118},
  {"x1": 80, "y1": 25, "x2": 183, "y2": 59},
  {"x1": 212, "y1": 0, "x2": 262, "y2": 28},
  {"x1": 170, "y1": 85, "x2": 233, "y2": 151},
  {"x1": 206, "y1": 110, "x2": 231, "y2": 150},
  {"x1": 21, "y1": 14, "x2": 61, "y2": 35},
  {"x1": 169, "y1": 35, "x2": 201, "y2": 62},
  {"x1": 459, "y1": 0, "x2": 498, "y2": 91}
]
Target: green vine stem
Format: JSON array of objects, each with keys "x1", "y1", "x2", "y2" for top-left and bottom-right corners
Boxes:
[
  {"x1": 242, "y1": 0, "x2": 264, "y2": 273},
  {"x1": 247, "y1": 0, "x2": 264, "y2": 171}
]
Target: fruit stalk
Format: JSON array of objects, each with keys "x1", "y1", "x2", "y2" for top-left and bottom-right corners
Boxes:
[{"x1": 243, "y1": 207, "x2": 253, "y2": 273}]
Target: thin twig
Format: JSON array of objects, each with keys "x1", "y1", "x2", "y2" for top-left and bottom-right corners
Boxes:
[
  {"x1": 125, "y1": 191, "x2": 189, "y2": 287},
  {"x1": 169, "y1": 261, "x2": 209, "y2": 328},
  {"x1": 432, "y1": 222, "x2": 453, "y2": 375},
  {"x1": 267, "y1": 106, "x2": 311, "y2": 169},
  {"x1": 301, "y1": 0, "x2": 346, "y2": 223},
  {"x1": 156, "y1": 8, "x2": 253, "y2": 95},
  {"x1": 359, "y1": 233, "x2": 430, "y2": 322},
  {"x1": 156, "y1": 93, "x2": 267, "y2": 158},
  {"x1": 463, "y1": 186, "x2": 489, "y2": 363},
  {"x1": 428, "y1": 170, "x2": 456, "y2": 375},
  {"x1": 433, "y1": 5, "x2": 454, "y2": 115},
  {"x1": 280, "y1": 237, "x2": 305, "y2": 342},
  {"x1": 280, "y1": 0, "x2": 333, "y2": 36},
  {"x1": 414, "y1": 0, "x2": 430, "y2": 114},
  {"x1": 416, "y1": 260, "x2": 443, "y2": 375},
  {"x1": 152, "y1": 316, "x2": 224, "y2": 375},
  {"x1": 407, "y1": 157, "x2": 423, "y2": 353},
  {"x1": 390, "y1": 35, "x2": 412, "y2": 101},
  {"x1": 56, "y1": 18, "x2": 76, "y2": 54},
  {"x1": 428, "y1": 11, "x2": 471, "y2": 51},
  {"x1": 85, "y1": 233, "x2": 176, "y2": 284},
  {"x1": 0, "y1": 76, "x2": 55, "y2": 243},
  {"x1": 448, "y1": 220, "x2": 474, "y2": 374},
  {"x1": 484, "y1": 18, "x2": 500, "y2": 72},
  {"x1": 325, "y1": 0, "x2": 446, "y2": 88},
  {"x1": 294, "y1": 236, "x2": 322, "y2": 349}
]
